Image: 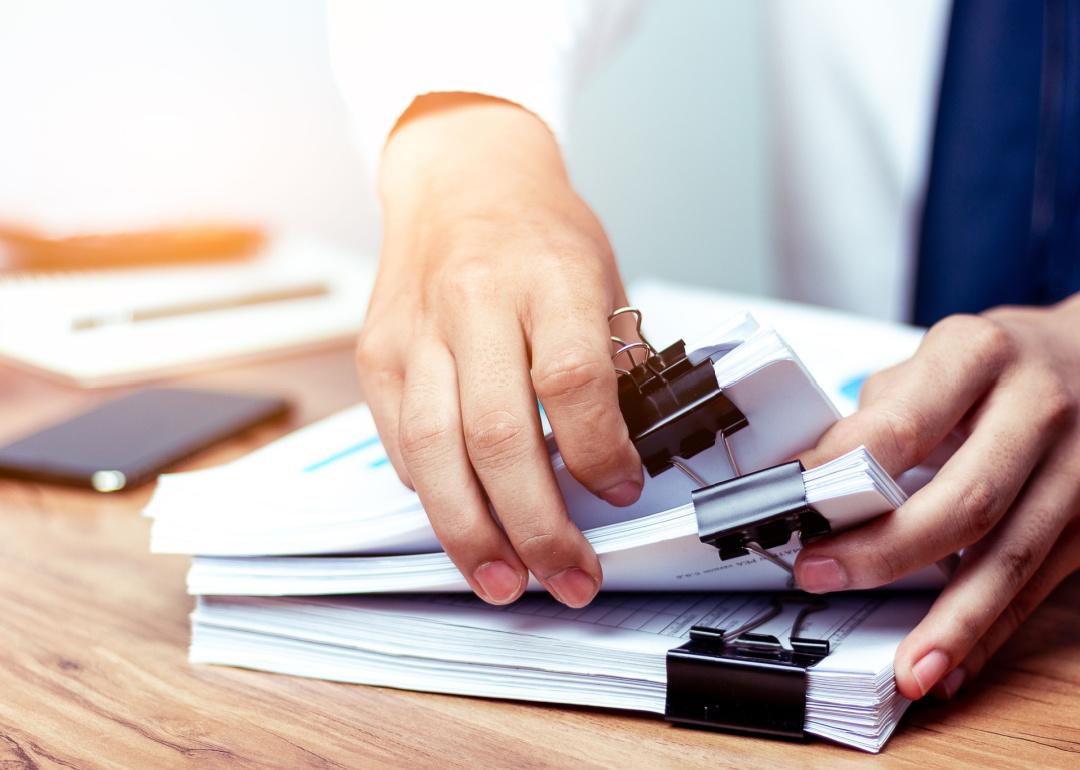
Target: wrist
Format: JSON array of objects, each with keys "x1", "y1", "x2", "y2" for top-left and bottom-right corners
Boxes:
[
  {"x1": 376, "y1": 93, "x2": 612, "y2": 271},
  {"x1": 378, "y1": 93, "x2": 570, "y2": 217}
]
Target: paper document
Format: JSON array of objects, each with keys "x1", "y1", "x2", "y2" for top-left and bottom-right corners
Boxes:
[
  {"x1": 627, "y1": 279, "x2": 926, "y2": 416},
  {"x1": 191, "y1": 591, "x2": 936, "y2": 753},
  {"x1": 146, "y1": 284, "x2": 946, "y2": 753},
  {"x1": 147, "y1": 316, "x2": 840, "y2": 557},
  {"x1": 183, "y1": 446, "x2": 942, "y2": 596}
]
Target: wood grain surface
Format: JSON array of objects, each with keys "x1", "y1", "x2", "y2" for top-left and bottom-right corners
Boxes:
[{"x1": 0, "y1": 346, "x2": 1077, "y2": 769}]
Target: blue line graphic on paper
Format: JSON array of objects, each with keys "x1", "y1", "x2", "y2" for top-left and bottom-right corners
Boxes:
[
  {"x1": 304, "y1": 401, "x2": 549, "y2": 473},
  {"x1": 839, "y1": 373, "x2": 868, "y2": 404},
  {"x1": 303, "y1": 435, "x2": 382, "y2": 472}
]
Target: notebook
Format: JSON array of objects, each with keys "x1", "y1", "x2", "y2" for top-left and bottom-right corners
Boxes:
[{"x1": 0, "y1": 236, "x2": 375, "y2": 386}]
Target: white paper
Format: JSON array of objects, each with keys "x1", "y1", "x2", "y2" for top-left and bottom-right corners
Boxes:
[
  {"x1": 183, "y1": 446, "x2": 944, "y2": 596},
  {"x1": 148, "y1": 320, "x2": 841, "y2": 557},
  {"x1": 190, "y1": 591, "x2": 937, "y2": 752}
]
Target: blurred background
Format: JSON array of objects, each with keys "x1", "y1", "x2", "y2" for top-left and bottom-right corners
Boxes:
[{"x1": 0, "y1": 0, "x2": 771, "y2": 293}]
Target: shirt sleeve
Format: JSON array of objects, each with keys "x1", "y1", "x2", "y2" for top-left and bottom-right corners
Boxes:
[{"x1": 326, "y1": 0, "x2": 642, "y2": 175}]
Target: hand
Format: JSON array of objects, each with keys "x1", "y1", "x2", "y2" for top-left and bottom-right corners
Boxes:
[
  {"x1": 357, "y1": 94, "x2": 643, "y2": 608},
  {"x1": 794, "y1": 301, "x2": 1080, "y2": 700}
]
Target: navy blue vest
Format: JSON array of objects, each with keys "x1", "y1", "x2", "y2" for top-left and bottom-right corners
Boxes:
[{"x1": 914, "y1": 0, "x2": 1080, "y2": 326}]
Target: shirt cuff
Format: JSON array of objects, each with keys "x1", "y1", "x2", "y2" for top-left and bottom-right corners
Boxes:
[{"x1": 326, "y1": 0, "x2": 640, "y2": 178}]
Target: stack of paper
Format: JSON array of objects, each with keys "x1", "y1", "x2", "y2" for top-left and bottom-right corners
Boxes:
[
  {"x1": 146, "y1": 300, "x2": 942, "y2": 752},
  {"x1": 189, "y1": 591, "x2": 935, "y2": 752},
  {"x1": 177, "y1": 445, "x2": 937, "y2": 596},
  {"x1": 148, "y1": 314, "x2": 840, "y2": 557},
  {"x1": 624, "y1": 279, "x2": 926, "y2": 418}
]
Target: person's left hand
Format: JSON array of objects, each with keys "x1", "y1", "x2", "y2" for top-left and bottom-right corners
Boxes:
[{"x1": 793, "y1": 297, "x2": 1080, "y2": 701}]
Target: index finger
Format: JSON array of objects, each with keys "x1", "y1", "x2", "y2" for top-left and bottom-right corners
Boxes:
[
  {"x1": 529, "y1": 280, "x2": 644, "y2": 506},
  {"x1": 800, "y1": 314, "x2": 1014, "y2": 475}
]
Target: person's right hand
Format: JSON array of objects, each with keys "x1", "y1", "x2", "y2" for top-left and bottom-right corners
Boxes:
[{"x1": 356, "y1": 93, "x2": 644, "y2": 608}]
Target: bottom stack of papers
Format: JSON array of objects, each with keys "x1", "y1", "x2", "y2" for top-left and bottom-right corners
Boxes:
[{"x1": 191, "y1": 591, "x2": 935, "y2": 753}]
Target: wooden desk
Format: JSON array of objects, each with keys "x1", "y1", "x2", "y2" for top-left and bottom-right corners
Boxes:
[{"x1": 0, "y1": 347, "x2": 1077, "y2": 769}]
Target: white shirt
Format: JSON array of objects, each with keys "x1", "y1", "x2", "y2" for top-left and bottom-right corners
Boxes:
[
  {"x1": 0, "y1": 1, "x2": 950, "y2": 322},
  {"x1": 328, "y1": 0, "x2": 952, "y2": 321}
]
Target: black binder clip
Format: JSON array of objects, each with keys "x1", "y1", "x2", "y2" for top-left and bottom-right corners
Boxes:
[
  {"x1": 665, "y1": 595, "x2": 830, "y2": 739},
  {"x1": 609, "y1": 307, "x2": 748, "y2": 480}
]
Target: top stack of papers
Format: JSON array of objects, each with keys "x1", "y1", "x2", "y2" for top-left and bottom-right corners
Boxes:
[{"x1": 148, "y1": 313, "x2": 839, "y2": 557}]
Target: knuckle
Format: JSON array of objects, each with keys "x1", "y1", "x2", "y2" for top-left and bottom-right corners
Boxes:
[
  {"x1": 953, "y1": 610, "x2": 985, "y2": 649},
  {"x1": 464, "y1": 410, "x2": 529, "y2": 471},
  {"x1": 1034, "y1": 371, "x2": 1077, "y2": 432},
  {"x1": 997, "y1": 540, "x2": 1037, "y2": 593},
  {"x1": 971, "y1": 317, "x2": 1017, "y2": 368},
  {"x1": 951, "y1": 476, "x2": 999, "y2": 540},
  {"x1": 928, "y1": 312, "x2": 976, "y2": 343},
  {"x1": 533, "y1": 348, "x2": 612, "y2": 406},
  {"x1": 437, "y1": 257, "x2": 497, "y2": 303},
  {"x1": 510, "y1": 528, "x2": 560, "y2": 563},
  {"x1": 866, "y1": 543, "x2": 903, "y2": 585},
  {"x1": 564, "y1": 445, "x2": 624, "y2": 485},
  {"x1": 354, "y1": 328, "x2": 403, "y2": 384},
  {"x1": 432, "y1": 517, "x2": 486, "y2": 561},
  {"x1": 1007, "y1": 583, "x2": 1042, "y2": 627},
  {"x1": 934, "y1": 314, "x2": 1016, "y2": 369},
  {"x1": 398, "y1": 411, "x2": 454, "y2": 457},
  {"x1": 355, "y1": 331, "x2": 403, "y2": 400},
  {"x1": 1024, "y1": 502, "x2": 1064, "y2": 542},
  {"x1": 877, "y1": 406, "x2": 931, "y2": 468},
  {"x1": 354, "y1": 328, "x2": 388, "y2": 369},
  {"x1": 973, "y1": 316, "x2": 1014, "y2": 356},
  {"x1": 507, "y1": 520, "x2": 581, "y2": 574},
  {"x1": 546, "y1": 249, "x2": 610, "y2": 289},
  {"x1": 860, "y1": 370, "x2": 890, "y2": 402}
]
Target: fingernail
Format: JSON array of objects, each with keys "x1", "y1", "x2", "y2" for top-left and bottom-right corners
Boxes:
[
  {"x1": 546, "y1": 567, "x2": 599, "y2": 608},
  {"x1": 599, "y1": 480, "x2": 642, "y2": 507},
  {"x1": 796, "y1": 556, "x2": 848, "y2": 593},
  {"x1": 911, "y1": 650, "x2": 950, "y2": 697},
  {"x1": 473, "y1": 561, "x2": 524, "y2": 604},
  {"x1": 940, "y1": 666, "x2": 966, "y2": 699}
]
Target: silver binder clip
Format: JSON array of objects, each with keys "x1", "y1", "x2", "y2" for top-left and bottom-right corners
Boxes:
[{"x1": 691, "y1": 460, "x2": 831, "y2": 580}]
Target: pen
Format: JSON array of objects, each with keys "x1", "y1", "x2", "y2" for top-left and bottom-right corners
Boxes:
[{"x1": 70, "y1": 282, "x2": 330, "y2": 331}]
